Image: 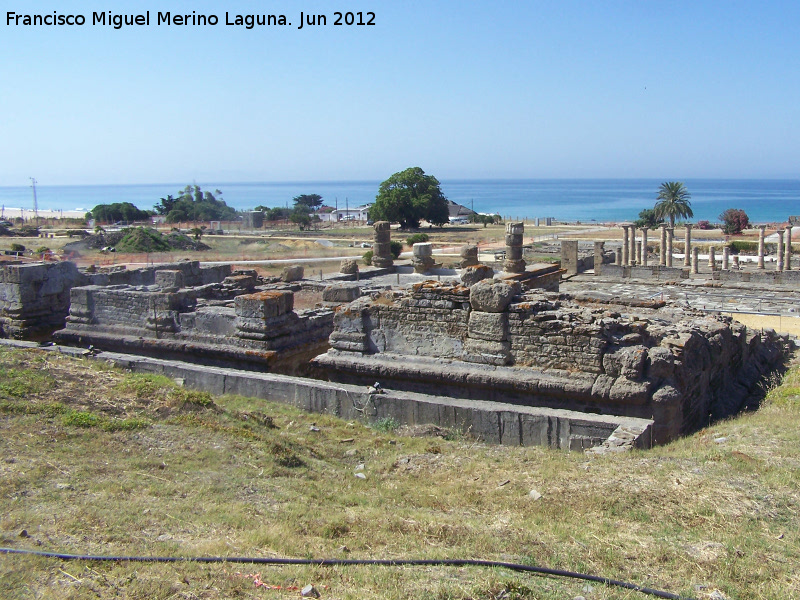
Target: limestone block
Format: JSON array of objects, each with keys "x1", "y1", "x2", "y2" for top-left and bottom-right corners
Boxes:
[
  {"x1": 468, "y1": 311, "x2": 508, "y2": 341},
  {"x1": 608, "y1": 377, "x2": 650, "y2": 403},
  {"x1": 373, "y1": 221, "x2": 391, "y2": 233},
  {"x1": 459, "y1": 245, "x2": 479, "y2": 267},
  {"x1": 235, "y1": 291, "x2": 294, "y2": 319},
  {"x1": 281, "y1": 265, "x2": 305, "y2": 282},
  {"x1": 503, "y1": 258, "x2": 526, "y2": 273},
  {"x1": 469, "y1": 279, "x2": 521, "y2": 312},
  {"x1": 323, "y1": 283, "x2": 362, "y2": 303},
  {"x1": 505, "y1": 233, "x2": 523, "y2": 246},
  {"x1": 646, "y1": 347, "x2": 675, "y2": 380},
  {"x1": 505, "y1": 222, "x2": 524, "y2": 236},
  {"x1": 461, "y1": 265, "x2": 494, "y2": 287},
  {"x1": 155, "y1": 270, "x2": 185, "y2": 289},
  {"x1": 602, "y1": 346, "x2": 647, "y2": 380},
  {"x1": 340, "y1": 258, "x2": 359, "y2": 274},
  {"x1": 412, "y1": 242, "x2": 433, "y2": 257},
  {"x1": 372, "y1": 242, "x2": 392, "y2": 256},
  {"x1": 463, "y1": 338, "x2": 512, "y2": 366}
]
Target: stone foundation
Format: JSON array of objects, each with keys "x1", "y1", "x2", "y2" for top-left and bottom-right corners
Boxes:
[{"x1": 313, "y1": 279, "x2": 790, "y2": 444}]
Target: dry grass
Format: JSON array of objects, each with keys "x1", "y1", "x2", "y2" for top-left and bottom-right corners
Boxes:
[{"x1": 1, "y1": 347, "x2": 800, "y2": 599}]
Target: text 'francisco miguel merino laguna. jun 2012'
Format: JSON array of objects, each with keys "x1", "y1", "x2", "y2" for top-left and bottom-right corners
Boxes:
[{"x1": 6, "y1": 10, "x2": 376, "y2": 29}]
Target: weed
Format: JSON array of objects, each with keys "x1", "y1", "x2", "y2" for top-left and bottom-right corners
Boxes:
[
  {"x1": 371, "y1": 416, "x2": 399, "y2": 432},
  {"x1": 62, "y1": 410, "x2": 100, "y2": 428}
]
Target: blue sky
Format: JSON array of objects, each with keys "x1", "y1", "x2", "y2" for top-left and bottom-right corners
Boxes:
[{"x1": 1, "y1": 1, "x2": 798, "y2": 185}]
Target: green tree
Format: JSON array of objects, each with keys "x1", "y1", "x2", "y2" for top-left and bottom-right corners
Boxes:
[
  {"x1": 369, "y1": 167, "x2": 449, "y2": 229},
  {"x1": 155, "y1": 186, "x2": 236, "y2": 223},
  {"x1": 289, "y1": 206, "x2": 312, "y2": 230},
  {"x1": 470, "y1": 214, "x2": 500, "y2": 228},
  {"x1": 292, "y1": 194, "x2": 324, "y2": 211},
  {"x1": 91, "y1": 202, "x2": 150, "y2": 224},
  {"x1": 653, "y1": 182, "x2": 693, "y2": 228},
  {"x1": 633, "y1": 208, "x2": 664, "y2": 230}
]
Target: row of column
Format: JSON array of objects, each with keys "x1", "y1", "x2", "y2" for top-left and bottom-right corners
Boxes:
[{"x1": 619, "y1": 224, "x2": 793, "y2": 271}]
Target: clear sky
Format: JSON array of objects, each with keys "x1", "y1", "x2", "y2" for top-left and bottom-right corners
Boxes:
[{"x1": 1, "y1": 0, "x2": 798, "y2": 185}]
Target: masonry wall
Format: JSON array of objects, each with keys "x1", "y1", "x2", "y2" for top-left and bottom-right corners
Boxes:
[{"x1": 316, "y1": 280, "x2": 789, "y2": 443}]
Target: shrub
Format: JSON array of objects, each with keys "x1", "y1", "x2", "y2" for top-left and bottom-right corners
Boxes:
[
  {"x1": 390, "y1": 241, "x2": 403, "y2": 259},
  {"x1": 696, "y1": 220, "x2": 713, "y2": 230},
  {"x1": 719, "y1": 208, "x2": 750, "y2": 235},
  {"x1": 10, "y1": 243, "x2": 25, "y2": 252},
  {"x1": 406, "y1": 233, "x2": 429, "y2": 246},
  {"x1": 729, "y1": 240, "x2": 758, "y2": 254},
  {"x1": 35, "y1": 246, "x2": 50, "y2": 254},
  {"x1": 371, "y1": 416, "x2": 399, "y2": 432},
  {"x1": 362, "y1": 250, "x2": 373, "y2": 265}
]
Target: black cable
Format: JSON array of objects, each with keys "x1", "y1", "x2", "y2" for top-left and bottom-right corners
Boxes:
[{"x1": 0, "y1": 547, "x2": 694, "y2": 599}]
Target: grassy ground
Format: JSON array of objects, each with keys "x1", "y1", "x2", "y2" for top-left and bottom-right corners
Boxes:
[{"x1": 1, "y1": 346, "x2": 799, "y2": 599}]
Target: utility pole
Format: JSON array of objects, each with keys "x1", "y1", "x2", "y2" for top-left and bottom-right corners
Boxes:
[{"x1": 30, "y1": 177, "x2": 39, "y2": 225}]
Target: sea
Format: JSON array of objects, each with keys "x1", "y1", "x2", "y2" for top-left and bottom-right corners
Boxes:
[{"x1": 1, "y1": 179, "x2": 798, "y2": 224}]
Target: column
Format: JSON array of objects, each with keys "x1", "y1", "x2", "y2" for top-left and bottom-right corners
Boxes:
[
  {"x1": 621, "y1": 225, "x2": 630, "y2": 267},
  {"x1": 691, "y1": 247, "x2": 699, "y2": 274},
  {"x1": 708, "y1": 246, "x2": 716, "y2": 270},
  {"x1": 666, "y1": 228, "x2": 674, "y2": 267},
  {"x1": 758, "y1": 226, "x2": 766, "y2": 269},
  {"x1": 785, "y1": 225, "x2": 793, "y2": 270},
  {"x1": 629, "y1": 226, "x2": 637, "y2": 266},
  {"x1": 659, "y1": 225, "x2": 667, "y2": 266},
  {"x1": 372, "y1": 221, "x2": 394, "y2": 268},
  {"x1": 732, "y1": 255, "x2": 740, "y2": 270},
  {"x1": 594, "y1": 241, "x2": 605, "y2": 276},
  {"x1": 684, "y1": 224, "x2": 692, "y2": 267},
  {"x1": 722, "y1": 246, "x2": 730, "y2": 270},
  {"x1": 615, "y1": 247, "x2": 622, "y2": 265},
  {"x1": 777, "y1": 229, "x2": 785, "y2": 271},
  {"x1": 641, "y1": 228, "x2": 648, "y2": 267},
  {"x1": 504, "y1": 222, "x2": 526, "y2": 273},
  {"x1": 635, "y1": 241, "x2": 642, "y2": 267}
]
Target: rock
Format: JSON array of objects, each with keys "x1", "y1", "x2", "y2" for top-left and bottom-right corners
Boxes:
[
  {"x1": 281, "y1": 265, "x2": 304, "y2": 282},
  {"x1": 528, "y1": 489, "x2": 542, "y2": 500},
  {"x1": 461, "y1": 264, "x2": 495, "y2": 287},
  {"x1": 709, "y1": 591, "x2": 729, "y2": 600},
  {"x1": 602, "y1": 345, "x2": 647, "y2": 380},
  {"x1": 301, "y1": 584, "x2": 321, "y2": 598},
  {"x1": 354, "y1": 472, "x2": 366, "y2": 479},
  {"x1": 459, "y1": 245, "x2": 479, "y2": 268},
  {"x1": 647, "y1": 346, "x2": 675, "y2": 379},
  {"x1": 469, "y1": 279, "x2": 521, "y2": 312},
  {"x1": 339, "y1": 258, "x2": 359, "y2": 275},
  {"x1": 322, "y1": 283, "x2": 362, "y2": 303}
]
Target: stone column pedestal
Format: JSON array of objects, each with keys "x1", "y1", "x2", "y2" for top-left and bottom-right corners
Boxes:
[
  {"x1": 732, "y1": 255, "x2": 740, "y2": 270},
  {"x1": 777, "y1": 230, "x2": 785, "y2": 271},
  {"x1": 615, "y1": 247, "x2": 622, "y2": 265},
  {"x1": 621, "y1": 225, "x2": 630, "y2": 267},
  {"x1": 594, "y1": 241, "x2": 605, "y2": 276},
  {"x1": 641, "y1": 228, "x2": 648, "y2": 266},
  {"x1": 372, "y1": 221, "x2": 394, "y2": 268},
  {"x1": 708, "y1": 246, "x2": 716, "y2": 270},
  {"x1": 666, "y1": 228, "x2": 674, "y2": 267},
  {"x1": 504, "y1": 222, "x2": 526, "y2": 273},
  {"x1": 412, "y1": 242, "x2": 436, "y2": 273},
  {"x1": 629, "y1": 226, "x2": 637, "y2": 266},
  {"x1": 785, "y1": 226, "x2": 793, "y2": 270},
  {"x1": 758, "y1": 226, "x2": 766, "y2": 269},
  {"x1": 684, "y1": 224, "x2": 692, "y2": 267},
  {"x1": 659, "y1": 225, "x2": 667, "y2": 266},
  {"x1": 691, "y1": 247, "x2": 699, "y2": 274},
  {"x1": 722, "y1": 246, "x2": 730, "y2": 270}
]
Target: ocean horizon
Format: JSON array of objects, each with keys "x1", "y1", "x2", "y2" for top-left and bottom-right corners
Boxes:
[{"x1": 1, "y1": 178, "x2": 799, "y2": 225}]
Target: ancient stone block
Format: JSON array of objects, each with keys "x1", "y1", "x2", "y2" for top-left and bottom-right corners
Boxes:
[
  {"x1": 468, "y1": 311, "x2": 508, "y2": 341},
  {"x1": 155, "y1": 270, "x2": 185, "y2": 290},
  {"x1": 461, "y1": 265, "x2": 494, "y2": 287},
  {"x1": 235, "y1": 291, "x2": 294, "y2": 319},
  {"x1": 340, "y1": 258, "x2": 359, "y2": 274},
  {"x1": 602, "y1": 346, "x2": 647, "y2": 380},
  {"x1": 463, "y1": 338, "x2": 512, "y2": 366},
  {"x1": 281, "y1": 265, "x2": 305, "y2": 282},
  {"x1": 323, "y1": 283, "x2": 362, "y2": 303},
  {"x1": 459, "y1": 245, "x2": 479, "y2": 268},
  {"x1": 469, "y1": 279, "x2": 521, "y2": 312}
]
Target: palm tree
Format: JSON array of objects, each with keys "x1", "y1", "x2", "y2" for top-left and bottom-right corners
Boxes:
[{"x1": 653, "y1": 181, "x2": 693, "y2": 227}]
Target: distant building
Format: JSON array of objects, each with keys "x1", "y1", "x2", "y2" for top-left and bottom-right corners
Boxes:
[{"x1": 448, "y1": 200, "x2": 476, "y2": 224}]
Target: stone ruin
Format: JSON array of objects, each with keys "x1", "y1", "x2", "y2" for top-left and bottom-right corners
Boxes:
[
  {"x1": 52, "y1": 265, "x2": 334, "y2": 373},
  {"x1": 314, "y1": 278, "x2": 790, "y2": 444}
]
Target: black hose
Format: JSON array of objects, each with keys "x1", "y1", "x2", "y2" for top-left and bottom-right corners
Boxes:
[{"x1": 0, "y1": 547, "x2": 694, "y2": 599}]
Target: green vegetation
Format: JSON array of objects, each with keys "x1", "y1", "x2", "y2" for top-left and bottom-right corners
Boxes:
[
  {"x1": 653, "y1": 181, "x2": 693, "y2": 227},
  {"x1": 633, "y1": 208, "x2": 664, "y2": 230},
  {"x1": 470, "y1": 213, "x2": 501, "y2": 227},
  {"x1": 9, "y1": 243, "x2": 25, "y2": 252},
  {"x1": 719, "y1": 208, "x2": 750, "y2": 235},
  {"x1": 362, "y1": 249, "x2": 373, "y2": 265},
  {"x1": 729, "y1": 240, "x2": 758, "y2": 254},
  {"x1": 390, "y1": 240, "x2": 403, "y2": 258},
  {"x1": 369, "y1": 167, "x2": 449, "y2": 229},
  {"x1": 155, "y1": 185, "x2": 236, "y2": 223},
  {"x1": 91, "y1": 202, "x2": 151, "y2": 224},
  {"x1": 406, "y1": 232, "x2": 429, "y2": 246}
]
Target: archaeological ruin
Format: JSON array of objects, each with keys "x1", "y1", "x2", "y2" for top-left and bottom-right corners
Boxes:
[{"x1": 1, "y1": 219, "x2": 794, "y2": 450}]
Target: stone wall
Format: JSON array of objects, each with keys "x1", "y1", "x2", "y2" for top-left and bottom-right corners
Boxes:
[
  {"x1": 55, "y1": 284, "x2": 334, "y2": 373},
  {"x1": 314, "y1": 279, "x2": 790, "y2": 443},
  {"x1": 0, "y1": 262, "x2": 86, "y2": 338}
]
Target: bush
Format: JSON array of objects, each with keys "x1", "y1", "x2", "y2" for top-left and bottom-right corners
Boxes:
[
  {"x1": 719, "y1": 208, "x2": 750, "y2": 235},
  {"x1": 406, "y1": 233, "x2": 429, "y2": 246},
  {"x1": 35, "y1": 246, "x2": 50, "y2": 254},
  {"x1": 390, "y1": 241, "x2": 403, "y2": 259},
  {"x1": 362, "y1": 250, "x2": 373, "y2": 265},
  {"x1": 729, "y1": 240, "x2": 758, "y2": 254},
  {"x1": 10, "y1": 243, "x2": 25, "y2": 252},
  {"x1": 696, "y1": 220, "x2": 713, "y2": 230}
]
